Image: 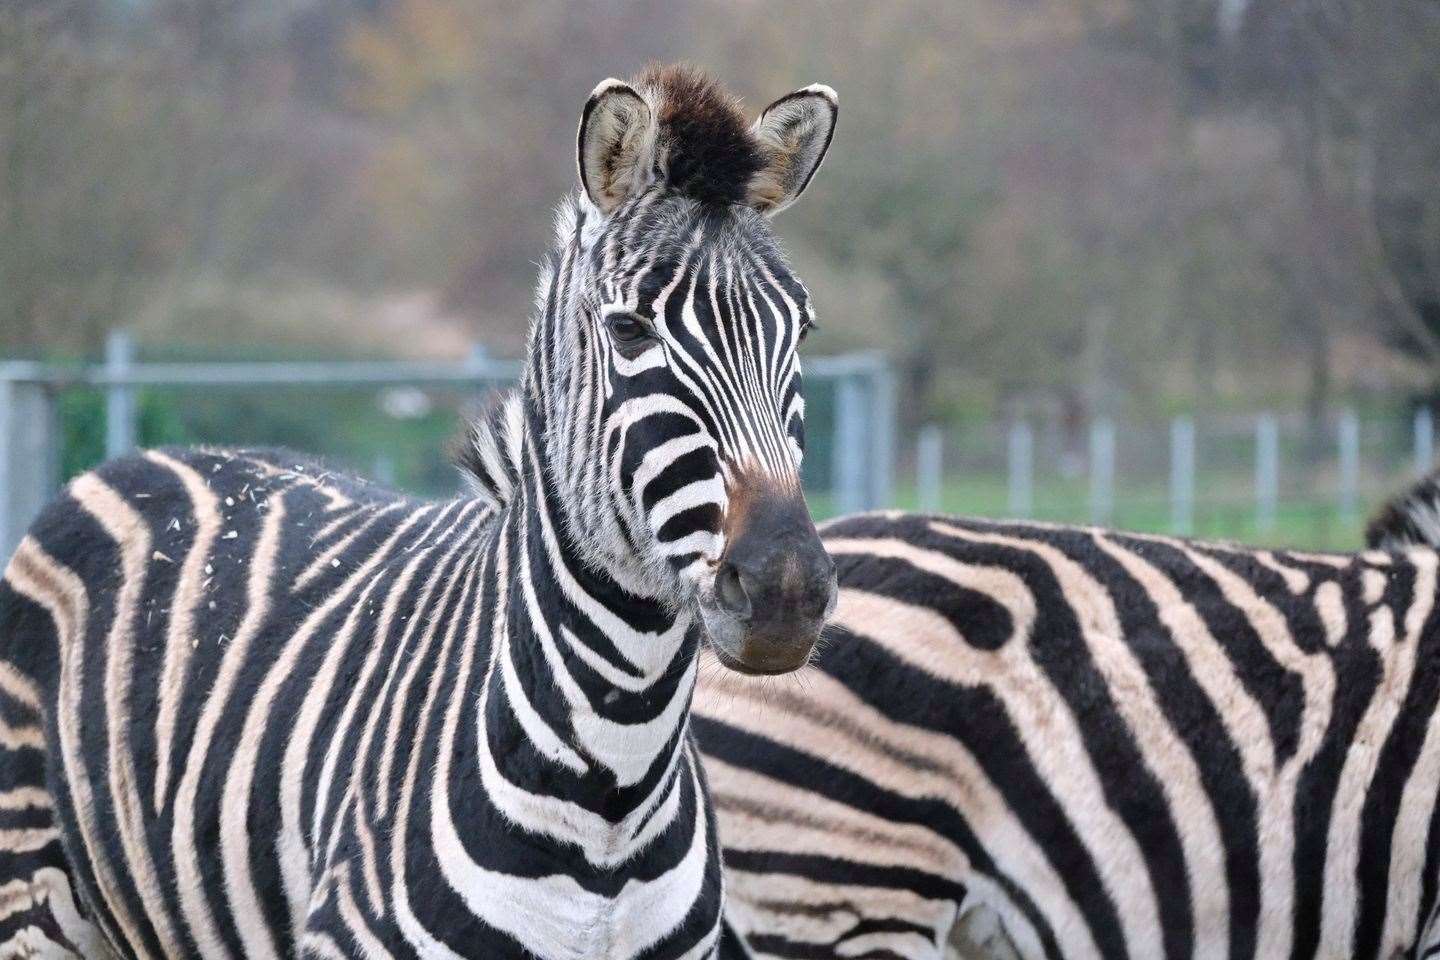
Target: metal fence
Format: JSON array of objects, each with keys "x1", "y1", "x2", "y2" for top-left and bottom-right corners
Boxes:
[
  {"x1": 0, "y1": 332, "x2": 894, "y2": 558},
  {"x1": 909, "y1": 407, "x2": 1434, "y2": 549}
]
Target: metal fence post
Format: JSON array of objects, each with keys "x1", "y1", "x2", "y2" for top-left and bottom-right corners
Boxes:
[
  {"x1": 1089, "y1": 417, "x2": 1115, "y2": 525},
  {"x1": 1170, "y1": 415, "x2": 1195, "y2": 535},
  {"x1": 1007, "y1": 421, "x2": 1033, "y2": 518},
  {"x1": 467, "y1": 342, "x2": 503, "y2": 397},
  {"x1": 1338, "y1": 407, "x2": 1359, "y2": 521},
  {"x1": 1255, "y1": 412, "x2": 1279, "y2": 534},
  {"x1": 1416, "y1": 406, "x2": 1434, "y2": 477},
  {"x1": 916, "y1": 424, "x2": 943, "y2": 513},
  {"x1": 105, "y1": 330, "x2": 137, "y2": 458},
  {"x1": 0, "y1": 374, "x2": 16, "y2": 561},
  {"x1": 832, "y1": 373, "x2": 867, "y2": 515},
  {"x1": 868, "y1": 357, "x2": 895, "y2": 509},
  {"x1": 0, "y1": 369, "x2": 59, "y2": 561}
]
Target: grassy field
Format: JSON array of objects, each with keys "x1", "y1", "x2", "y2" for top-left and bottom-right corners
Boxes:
[
  {"x1": 62, "y1": 389, "x2": 1390, "y2": 553},
  {"x1": 809, "y1": 475, "x2": 1371, "y2": 552}
]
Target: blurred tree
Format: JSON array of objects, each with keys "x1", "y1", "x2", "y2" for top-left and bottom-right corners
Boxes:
[
  {"x1": 0, "y1": 3, "x2": 226, "y2": 354},
  {"x1": 2, "y1": 0, "x2": 1437, "y2": 426},
  {"x1": 1238, "y1": 0, "x2": 1440, "y2": 387}
]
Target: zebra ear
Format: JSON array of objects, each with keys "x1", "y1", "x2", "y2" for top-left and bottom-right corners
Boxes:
[
  {"x1": 577, "y1": 78, "x2": 657, "y2": 214},
  {"x1": 746, "y1": 85, "x2": 838, "y2": 216}
]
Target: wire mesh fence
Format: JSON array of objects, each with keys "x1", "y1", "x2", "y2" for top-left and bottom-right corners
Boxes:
[
  {"x1": 903, "y1": 407, "x2": 1432, "y2": 551},
  {"x1": 0, "y1": 334, "x2": 894, "y2": 557},
  {"x1": 4, "y1": 331, "x2": 1430, "y2": 557}
]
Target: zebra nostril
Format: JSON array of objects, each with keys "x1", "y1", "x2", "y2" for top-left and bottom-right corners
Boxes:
[{"x1": 715, "y1": 562, "x2": 752, "y2": 619}]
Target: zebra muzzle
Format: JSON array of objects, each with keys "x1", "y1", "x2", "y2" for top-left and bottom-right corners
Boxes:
[{"x1": 700, "y1": 490, "x2": 835, "y2": 675}]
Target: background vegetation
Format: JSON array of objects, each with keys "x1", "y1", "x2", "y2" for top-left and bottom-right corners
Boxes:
[{"x1": 3, "y1": 0, "x2": 1439, "y2": 546}]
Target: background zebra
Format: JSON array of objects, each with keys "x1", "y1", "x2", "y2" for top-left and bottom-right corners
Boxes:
[
  {"x1": 696, "y1": 510, "x2": 1440, "y2": 960},
  {"x1": 0, "y1": 64, "x2": 839, "y2": 959},
  {"x1": 1367, "y1": 472, "x2": 1440, "y2": 553}
]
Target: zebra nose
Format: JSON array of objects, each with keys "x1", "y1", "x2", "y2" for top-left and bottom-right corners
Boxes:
[
  {"x1": 714, "y1": 561, "x2": 753, "y2": 619},
  {"x1": 714, "y1": 550, "x2": 834, "y2": 624},
  {"x1": 713, "y1": 530, "x2": 833, "y2": 673}
]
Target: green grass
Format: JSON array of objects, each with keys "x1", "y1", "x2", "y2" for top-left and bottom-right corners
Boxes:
[
  {"x1": 59, "y1": 390, "x2": 1377, "y2": 552},
  {"x1": 809, "y1": 475, "x2": 1369, "y2": 551}
]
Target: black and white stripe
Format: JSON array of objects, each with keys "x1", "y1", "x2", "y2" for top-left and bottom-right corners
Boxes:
[
  {"x1": 1366, "y1": 469, "x2": 1440, "y2": 960},
  {"x1": 697, "y1": 511, "x2": 1440, "y2": 960},
  {"x1": 0, "y1": 64, "x2": 839, "y2": 959},
  {"x1": 1368, "y1": 470, "x2": 1440, "y2": 554}
]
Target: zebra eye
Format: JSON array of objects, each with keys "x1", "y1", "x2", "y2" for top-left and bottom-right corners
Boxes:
[{"x1": 606, "y1": 313, "x2": 650, "y2": 345}]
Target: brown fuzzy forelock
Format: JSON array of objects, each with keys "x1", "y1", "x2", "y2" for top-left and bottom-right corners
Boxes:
[{"x1": 635, "y1": 64, "x2": 764, "y2": 207}]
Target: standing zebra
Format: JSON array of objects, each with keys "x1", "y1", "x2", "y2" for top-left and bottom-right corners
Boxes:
[
  {"x1": 0, "y1": 64, "x2": 840, "y2": 959},
  {"x1": 696, "y1": 511, "x2": 1440, "y2": 960}
]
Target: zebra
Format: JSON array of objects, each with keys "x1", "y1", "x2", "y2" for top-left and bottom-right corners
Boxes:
[
  {"x1": 0, "y1": 63, "x2": 840, "y2": 959},
  {"x1": 1367, "y1": 470, "x2": 1440, "y2": 553},
  {"x1": 695, "y1": 510, "x2": 1440, "y2": 960}
]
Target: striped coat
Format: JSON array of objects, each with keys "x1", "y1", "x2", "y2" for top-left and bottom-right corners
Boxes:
[
  {"x1": 697, "y1": 511, "x2": 1440, "y2": 960},
  {"x1": 0, "y1": 449, "x2": 727, "y2": 959}
]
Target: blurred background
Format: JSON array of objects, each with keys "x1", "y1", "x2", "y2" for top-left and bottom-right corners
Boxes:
[{"x1": 2, "y1": 0, "x2": 1439, "y2": 550}]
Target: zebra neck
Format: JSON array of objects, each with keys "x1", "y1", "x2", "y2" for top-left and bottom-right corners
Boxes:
[{"x1": 472, "y1": 432, "x2": 701, "y2": 859}]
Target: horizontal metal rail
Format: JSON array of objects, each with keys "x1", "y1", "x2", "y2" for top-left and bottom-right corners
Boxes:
[
  {"x1": 0, "y1": 335, "x2": 895, "y2": 559},
  {"x1": 0, "y1": 359, "x2": 521, "y2": 388},
  {"x1": 0, "y1": 352, "x2": 881, "y2": 388}
]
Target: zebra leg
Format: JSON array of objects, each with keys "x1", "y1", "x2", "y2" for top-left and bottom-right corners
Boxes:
[{"x1": 0, "y1": 669, "x2": 106, "y2": 958}]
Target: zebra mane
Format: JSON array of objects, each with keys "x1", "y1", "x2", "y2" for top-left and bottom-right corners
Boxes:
[
  {"x1": 634, "y1": 62, "x2": 765, "y2": 207},
  {"x1": 453, "y1": 391, "x2": 526, "y2": 508},
  {"x1": 1366, "y1": 467, "x2": 1440, "y2": 549}
]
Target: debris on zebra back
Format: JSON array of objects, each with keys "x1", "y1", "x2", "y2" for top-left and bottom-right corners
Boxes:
[
  {"x1": 696, "y1": 505, "x2": 1440, "y2": 960},
  {"x1": 0, "y1": 63, "x2": 839, "y2": 960}
]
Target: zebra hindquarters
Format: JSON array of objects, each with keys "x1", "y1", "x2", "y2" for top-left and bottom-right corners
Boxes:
[
  {"x1": 0, "y1": 570, "x2": 108, "y2": 959},
  {"x1": 0, "y1": 676, "x2": 104, "y2": 958}
]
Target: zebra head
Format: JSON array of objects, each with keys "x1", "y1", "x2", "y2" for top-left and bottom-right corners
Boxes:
[{"x1": 504, "y1": 65, "x2": 839, "y2": 675}]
